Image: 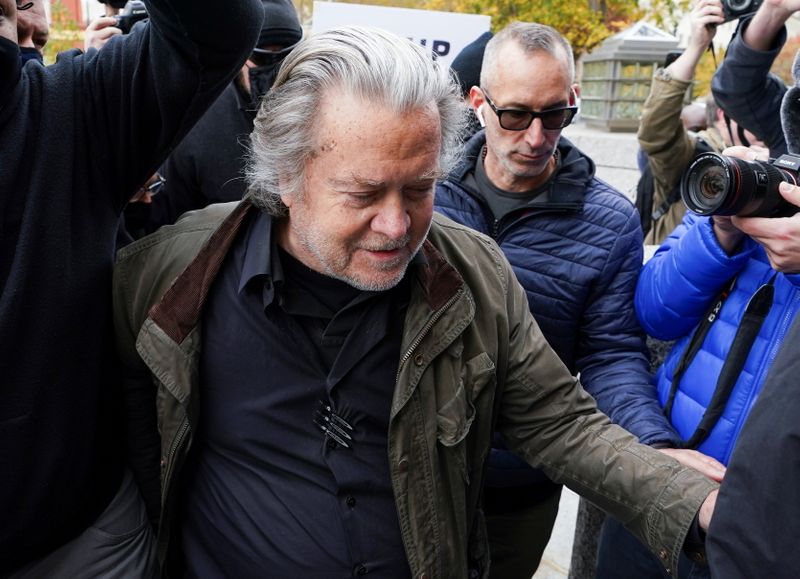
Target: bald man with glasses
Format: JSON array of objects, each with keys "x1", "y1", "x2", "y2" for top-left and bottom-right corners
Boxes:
[{"x1": 434, "y1": 22, "x2": 691, "y2": 579}]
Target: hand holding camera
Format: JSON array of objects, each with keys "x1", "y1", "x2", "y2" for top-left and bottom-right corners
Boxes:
[
  {"x1": 85, "y1": 0, "x2": 148, "y2": 50},
  {"x1": 84, "y1": 16, "x2": 122, "y2": 51},
  {"x1": 690, "y1": 0, "x2": 724, "y2": 47},
  {"x1": 683, "y1": 146, "x2": 800, "y2": 270},
  {"x1": 681, "y1": 146, "x2": 799, "y2": 217}
]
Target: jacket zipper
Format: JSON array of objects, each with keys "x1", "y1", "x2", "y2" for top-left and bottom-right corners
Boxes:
[
  {"x1": 395, "y1": 287, "x2": 464, "y2": 382},
  {"x1": 162, "y1": 418, "x2": 189, "y2": 505}
]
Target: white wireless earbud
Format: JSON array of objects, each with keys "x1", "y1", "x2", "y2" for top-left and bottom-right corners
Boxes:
[{"x1": 475, "y1": 104, "x2": 486, "y2": 127}]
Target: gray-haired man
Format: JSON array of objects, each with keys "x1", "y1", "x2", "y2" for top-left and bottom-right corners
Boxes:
[{"x1": 114, "y1": 25, "x2": 718, "y2": 578}]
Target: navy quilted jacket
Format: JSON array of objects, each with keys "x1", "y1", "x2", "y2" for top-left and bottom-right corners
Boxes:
[
  {"x1": 636, "y1": 212, "x2": 800, "y2": 464},
  {"x1": 435, "y1": 132, "x2": 680, "y2": 486}
]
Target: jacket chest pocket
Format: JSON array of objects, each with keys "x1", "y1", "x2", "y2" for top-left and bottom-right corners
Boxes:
[{"x1": 434, "y1": 346, "x2": 496, "y2": 483}]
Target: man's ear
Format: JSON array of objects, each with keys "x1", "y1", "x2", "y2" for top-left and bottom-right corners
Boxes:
[
  {"x1": 469, "y1": 86, "x2": 484, "y2": 111},
  {"x1": 469, "y1": 86, "x2": 486, "y2": 127}
]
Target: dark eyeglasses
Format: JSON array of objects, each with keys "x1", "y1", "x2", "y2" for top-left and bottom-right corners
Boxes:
[
  {"x1": 481, "y1": 88, "x2": 578, "y2": 131},
  {"x1": 250, "y1": 45, "x2": 296, "y2": 68},
  {"x1": 142, "y1": 174, "x2": 166, "y2": 196}
]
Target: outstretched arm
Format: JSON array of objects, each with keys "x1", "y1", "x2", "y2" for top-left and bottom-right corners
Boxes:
[
  {"x1": 711, "y1": 0, "x2": 799, "y2": 155},
  {"x1": 577, "y1": 208, "x2": 681, "y2": 446}
]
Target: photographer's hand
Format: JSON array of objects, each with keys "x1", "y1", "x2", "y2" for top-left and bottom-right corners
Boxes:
[
  {"x1": 666, "y1": 0, "x2": 724, "y2": 82},
  {"x1": 707, "y1": 146, "x2": 760, "y2": 255},
  {"x1": 83, "y1": 16, "x2": 121, "y2": 51},
  {"x1": 733, "y1": 181, "x2": 800, "y2": 272},
  {"x1": 712, "y1": 216, "x2": 745, "y2": 255}
]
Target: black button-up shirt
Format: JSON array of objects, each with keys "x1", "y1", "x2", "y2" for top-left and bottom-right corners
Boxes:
[{"x1": 179, "y1": 211, "x2": 418, "y2": 578}]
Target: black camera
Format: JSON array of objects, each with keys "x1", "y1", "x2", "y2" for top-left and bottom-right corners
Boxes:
[
  {"x1": 115, "y1": 0, "x2": 148, "y2": 34},
  {"x1": 722, "y1": 0, "x2": 763, "y2": 22},
  {"x1": 681, "y1": 152, "x2": 800, "y2": 217}
]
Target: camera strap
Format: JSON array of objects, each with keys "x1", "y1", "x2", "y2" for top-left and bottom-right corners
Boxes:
[{"x1": 663, "y1": 273, "x2": 777, "y2": 449}]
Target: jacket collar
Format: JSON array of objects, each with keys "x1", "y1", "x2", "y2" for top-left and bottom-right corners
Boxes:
[
  {"x1": 148, "y1": 201, "x2": 465, "y2": 343},
  {"x1": 446, "y1": 130, "x2": 594, "y2": 208}
]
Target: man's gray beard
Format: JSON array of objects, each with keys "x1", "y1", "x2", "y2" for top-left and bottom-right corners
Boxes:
[{"x1": 293, "y1": 219, "x2": 432, "y2": 292}]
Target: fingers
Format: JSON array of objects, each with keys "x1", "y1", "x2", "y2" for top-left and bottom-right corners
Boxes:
[
  {"x1": 85, "y1": 16, "x2": 119, "y2": 32},
  {"x1": 84, "y1": 17, "x2": 122, "y2": 51},
  {"x1": 720, "y1": 145, "x2": 769, "y2": 162},
  {"x1": 732, "y1": 182, "x2": 800, "y2": 272},
  {"x1": 778, "y1": 180, "x2": 800, "y2": 206},
  {"x1": 691, "y1": 0, "x2": 725, "y2": 28},
  {"x1": 658, "y1": 448, "x2": 726, "y2": 482}
]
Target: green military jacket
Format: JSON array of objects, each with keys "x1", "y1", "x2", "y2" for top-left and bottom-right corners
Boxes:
[
  {"x1": 638, "y1": 68, "x2": 726, "y2": 245},
  {"x1": 113, "y1": 201, "x2": 717, "y2": 578}
]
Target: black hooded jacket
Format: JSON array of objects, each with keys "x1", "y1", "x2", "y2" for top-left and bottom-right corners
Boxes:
[{"x1": 0, "y1": 0, "x2": 261, "y2": 570}]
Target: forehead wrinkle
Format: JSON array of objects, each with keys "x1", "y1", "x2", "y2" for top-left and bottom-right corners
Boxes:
[
  {"x1": 327, "y1": 173, "x2": 385, "y2": 189},
  {"x1": 328, "y1": 167, "x2": 441, "y2": 189}
]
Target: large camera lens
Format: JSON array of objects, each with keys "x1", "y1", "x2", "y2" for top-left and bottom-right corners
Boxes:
[{"x1": 681, "y1": 152, "x2": 796, "y2": 217}]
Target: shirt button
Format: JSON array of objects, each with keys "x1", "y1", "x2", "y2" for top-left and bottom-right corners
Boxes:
[
  {"x1": 354, "y1": 564, "x2": 367, "y2": 576},
  {"x1": 346, "y1": 495, "x2": 356, "y2": 508},
  {"x1": 398, "y1": 458, "x2": 409, "y2": 473},
  {"x1": 659, "y1": 550, "x2": 668, "y2": 560},
  {"x1": 414, "y1": 354, "x2": 424, "y2": 366}
]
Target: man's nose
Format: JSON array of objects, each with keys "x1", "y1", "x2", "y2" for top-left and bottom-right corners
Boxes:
[
  {"x1": 524, "y1": 117, "x2": 547, "y2": 149},
  {"x1": 372, "y1": 195, "x2": 411, "y2": 239}
]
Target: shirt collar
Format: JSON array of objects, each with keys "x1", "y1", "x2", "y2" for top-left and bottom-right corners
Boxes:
[{"x1": 238, "y1": 211, "x2": 283, "y2": 305}]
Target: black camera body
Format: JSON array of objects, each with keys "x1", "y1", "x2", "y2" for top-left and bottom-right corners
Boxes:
[
  {"x1": 115, "y1": 0, "x2": 148, "y2": 34},
  {"x1": 98, "y1": 0, "x2": 128, "y2": 7},
  {"x1": 681, "y1": 152, "x2": 800, "y2": 217},
  {"x1": 722, "y1": 0, "x2": 763, "y2": 22}
]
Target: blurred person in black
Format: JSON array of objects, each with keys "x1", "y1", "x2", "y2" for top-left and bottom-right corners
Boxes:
[
  {"x1": 83, "y1": 0, "x2": 302, "y2": 242},
  {"x1": 0, "y1": 0, "x2": 261, "y2": 574},
  {"x1": 121, "y1": 0, "x2": 303, "y2": 238}
]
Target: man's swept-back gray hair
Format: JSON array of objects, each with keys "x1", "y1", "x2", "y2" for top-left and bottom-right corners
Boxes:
[
  {"x1": 481, "y1": 22, "x2": 575, "y2": 88},
  {"x1": 246, "y1": 25, "x2": 467, "y2": 216}
]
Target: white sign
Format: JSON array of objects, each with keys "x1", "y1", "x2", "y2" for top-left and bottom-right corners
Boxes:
[{"x1": 312, "y1": 2, "x2": 491, "y2": 67}]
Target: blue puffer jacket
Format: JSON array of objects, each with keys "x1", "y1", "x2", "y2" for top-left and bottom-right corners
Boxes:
[
  {"x1": 636, "y1": 212, "x2": 800, "y2": 464},
  {"x1": 436, "y1": 132, "x2": 680, "y2": 487}
]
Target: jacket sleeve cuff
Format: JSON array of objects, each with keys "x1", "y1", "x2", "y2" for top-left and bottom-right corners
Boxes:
[{"x1": 682, "y1": 514, "x2": 709, "y2": 567}]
